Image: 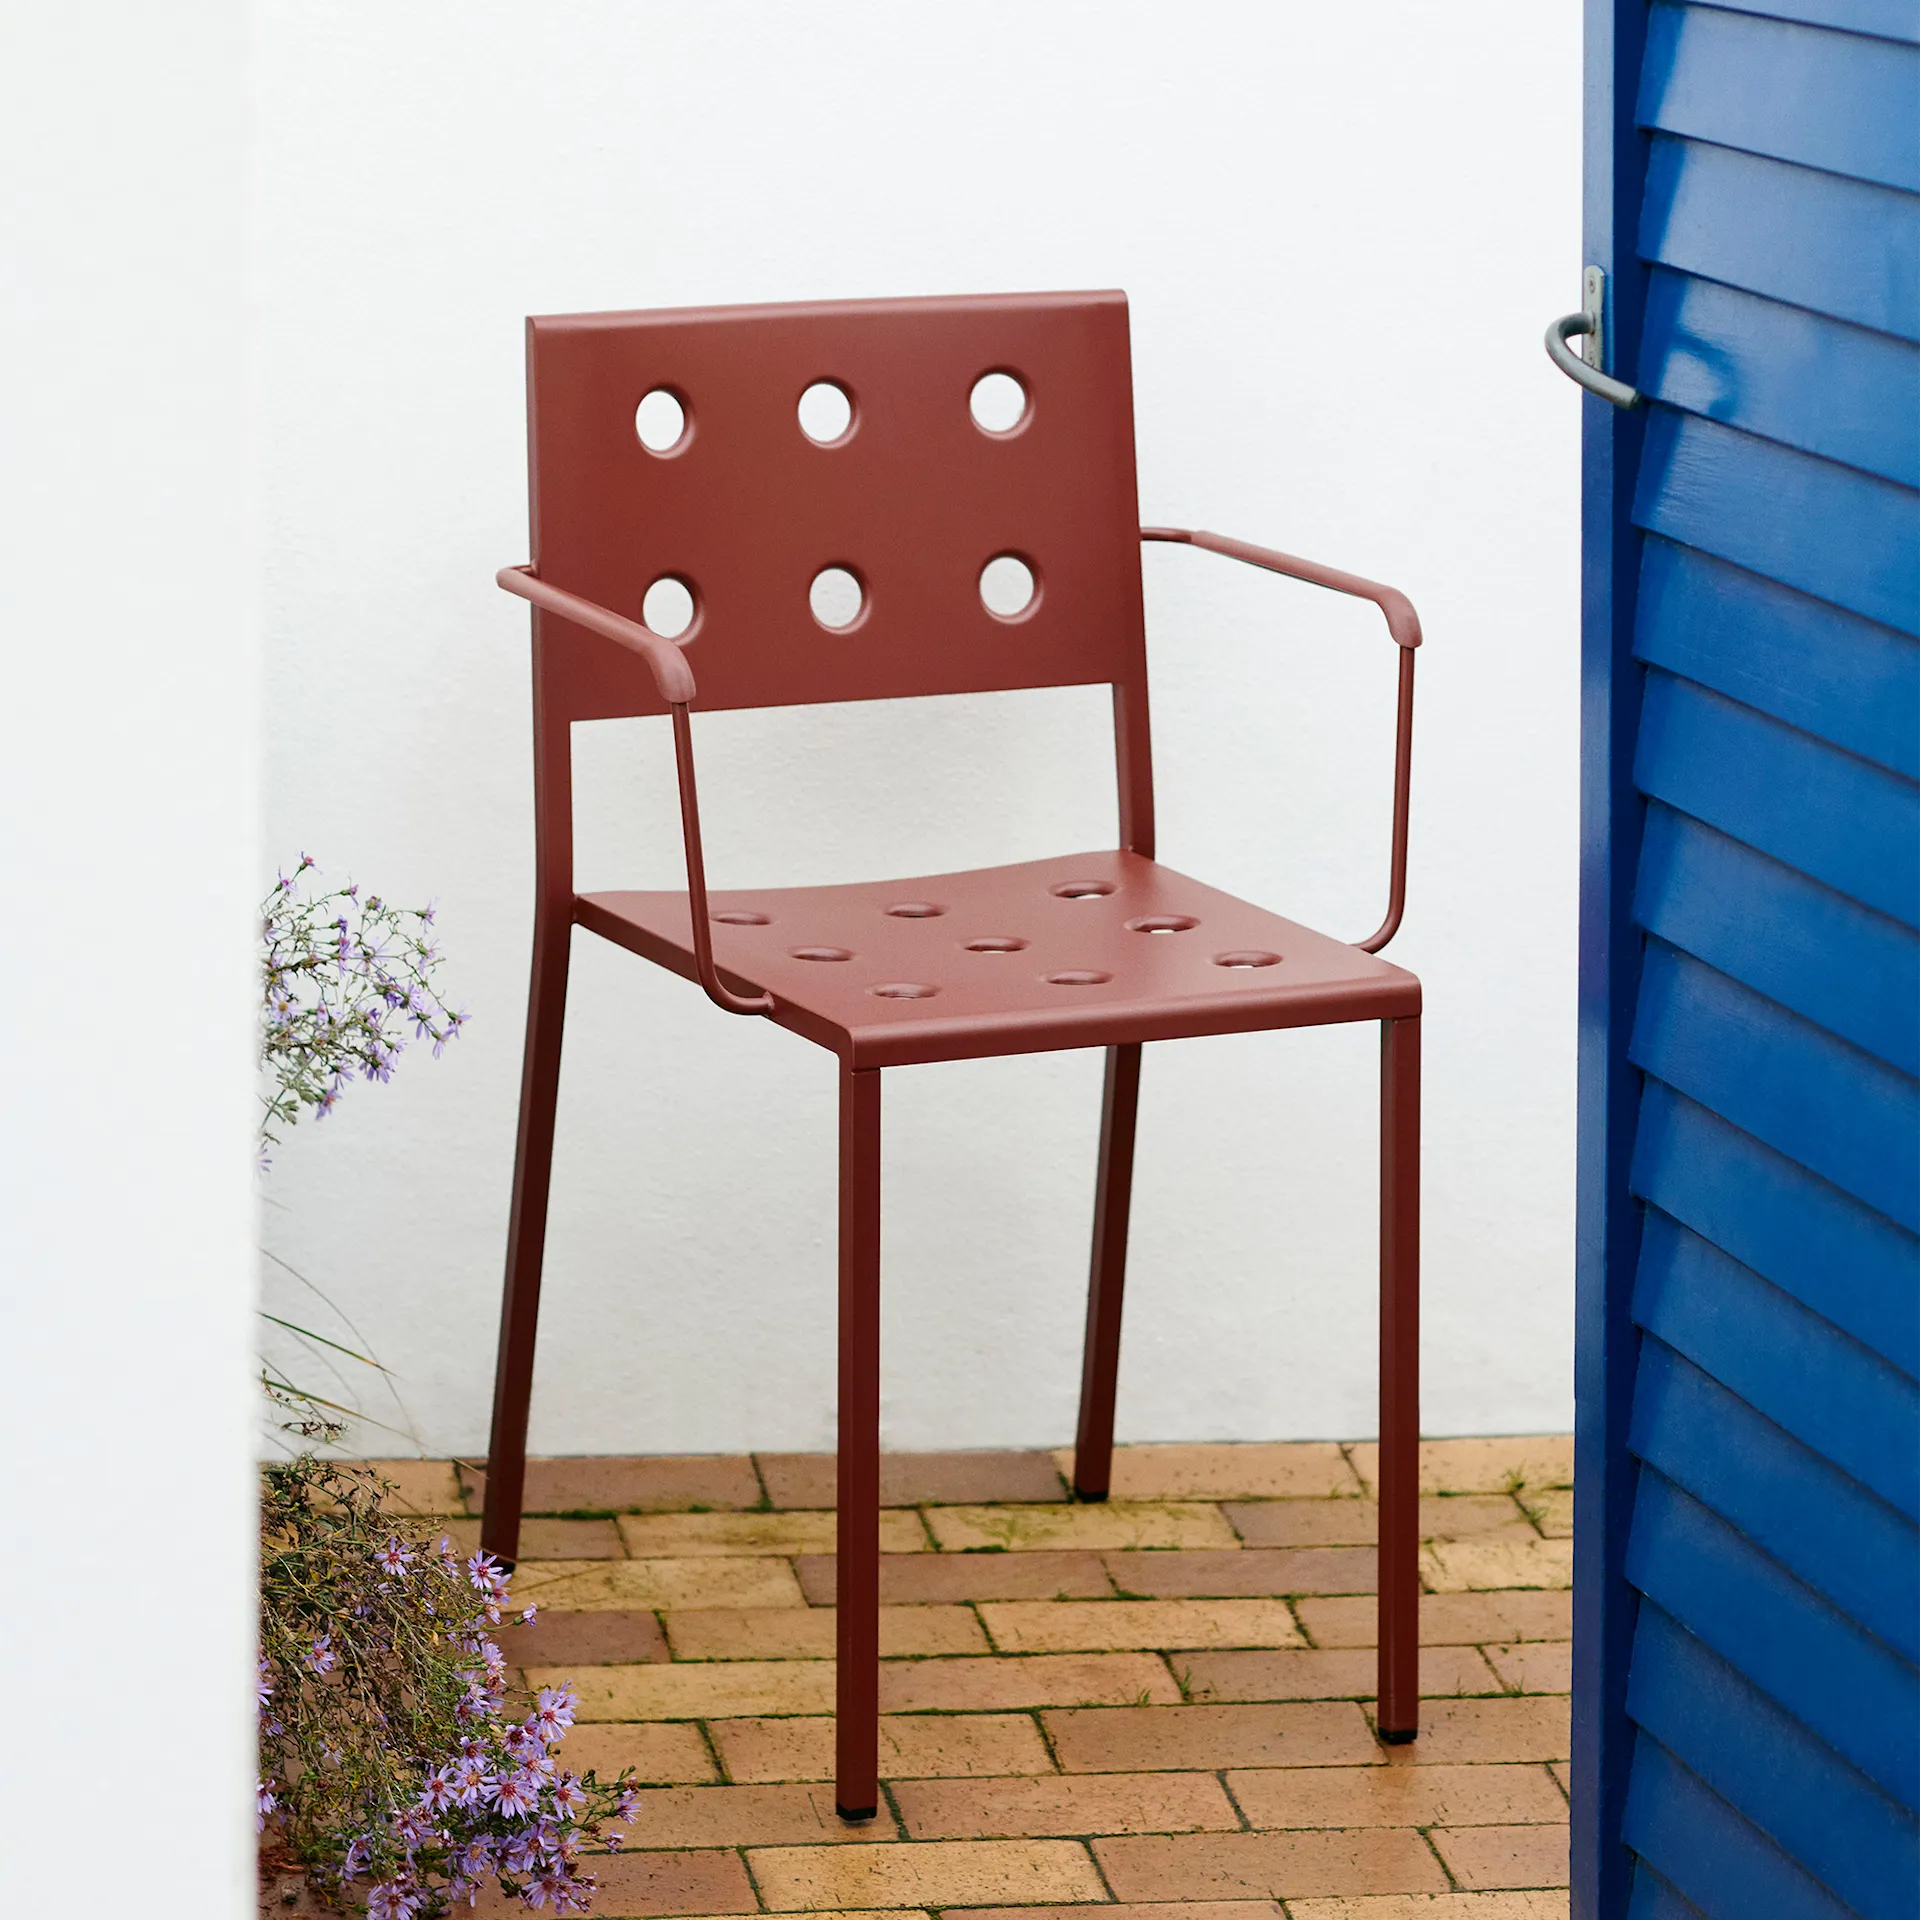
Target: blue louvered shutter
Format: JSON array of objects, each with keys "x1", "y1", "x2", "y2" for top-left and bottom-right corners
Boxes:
[{"x1": 1577, "y1": 3, "x2": 1920, "y2": 1915}]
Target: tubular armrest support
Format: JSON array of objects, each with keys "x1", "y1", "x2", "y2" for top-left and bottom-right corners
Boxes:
[
  {"x1": 498, "y1": 565, "x2": 772, "y2": 1016},
  {"x1": 1141, "y1": 526, "x2": 1419, "y2": 953}
]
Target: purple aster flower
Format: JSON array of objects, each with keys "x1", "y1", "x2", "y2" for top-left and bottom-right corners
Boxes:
[
  {"x1": 255, "y1": 1780, "x2": 277, "y2": 1833},
  {"x1": 532, "y1": 1685, "x2": 577, "y2": 1743},
  {"x1": 613, "y1": 1786, "x2": 640, "y2": 1823},
  {"x1": 305, "y1": 1632, "x2": 336, "y2": 1677},
  {"x1": 373, "y1": 1537, "x2": 413, "y2": 1578},
  {"x1": 548, "y1": 1773, "x2": 587, "y2": 1821},
  {"x1": 465, "y1": 1549, "x2": 503, "y2": 1590},
  {"x1": 521, "y1": 1604, "x2": 538, "y2": 1626},
  {"x1": 500, "y1": 1831, "x2": 542, "y2": 1876},
  {"x1": 493, "y1": 1767, "x2": 543, "y2": 1820},
  {"x1": 365, "y1": 1880, "x2": 420, "y2": 1920},
  {"x1": 451, "y1": 1757, "x2": 491, "y2": 1807},
  {"x1": 256, "y1": 1654, "x2": 273, "y2": 1709},
  {"x1": 418, "y1": 1768, "x2": 459, "y2": 1816}
]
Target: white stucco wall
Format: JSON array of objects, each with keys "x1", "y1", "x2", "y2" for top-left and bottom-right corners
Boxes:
[
  {"x1": 2, "y1": 4, "x2": 258, "y2": 1909},
  {"x1": 256, "y1": 0, "x2": 1583, "y2": 1459}
]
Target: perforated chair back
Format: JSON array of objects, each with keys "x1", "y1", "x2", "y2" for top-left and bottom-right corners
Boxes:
[{"x1": 526, "y1": 290, "x2": 1150, "y2": 726}]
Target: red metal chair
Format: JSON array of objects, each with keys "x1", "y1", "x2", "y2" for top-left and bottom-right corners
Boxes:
[{"x1": 481, "y1": 291, "x2": 1424, "y2": 1818}]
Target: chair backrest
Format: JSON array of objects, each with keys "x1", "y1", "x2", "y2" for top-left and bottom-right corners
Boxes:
[{"x1": 525, "y1": 291, "x2": 1151, "y2": 731}]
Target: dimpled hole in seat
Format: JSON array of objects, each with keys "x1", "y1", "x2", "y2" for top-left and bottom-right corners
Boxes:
[
  {"x1": 1051, "y1": 879, "x2": 1115, "y2": 900},
  {"x1": 869, "y1": 981, "x2": 938, "y2": 999},
  {"x1": 1215, "y1": 950, "x2": 1281, "y2": 968},
  {"x1": 712, "y1": 909, "x2": 770, "y2": 925},
  {"x1": 1128, "y1": 914, "x2": 1197, "y2": 934},
  {"x1": 1047, "y1": 970, "x2": 1112, "y2": 986},
  {"x1": 962, "y1": 936, "x2": 1028, "y2": 953},
  {"x1": 791, "y1": 946, "x2": 853, "y2": 962},
  {"x1": 884, "y1": 902, "x2": 945, "y2": 918}
]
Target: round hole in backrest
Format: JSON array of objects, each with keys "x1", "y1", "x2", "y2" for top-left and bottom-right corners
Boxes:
[
  {"x1": 969, "y1": 371, "x2": 1028, "y2": 434},
  {"x1": 642, "y1": 575, "x2": 696, "y2": 639},
  {"x1": 980, "y1": 554, "x2": 1037, "y2": 620},
  {"x1": 797, "y1": 380, "x2": 854, "y2": 445},
  {"x1": 809, "y1": 566, "x2": 865, "y2": 631},
  {"x1": 635, "y1": 389, "x2": 688, "y2": 454}
]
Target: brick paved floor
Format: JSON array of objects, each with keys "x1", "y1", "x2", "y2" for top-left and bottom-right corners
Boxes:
[{"x1": 260, "y1": 1438, "x2": 1572, "y2": 1919}]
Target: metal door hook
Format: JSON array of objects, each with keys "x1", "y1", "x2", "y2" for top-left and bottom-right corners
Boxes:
[{"x1": 1546, "y1": 266, "x2": 1641, "y2": 410}]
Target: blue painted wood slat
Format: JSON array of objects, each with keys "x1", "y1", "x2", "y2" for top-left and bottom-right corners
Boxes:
[
  {"x1": 1640, "y1": 3, "x2": 1920, "y2": 191},
  {"x1": 1638, "y1": 269, "x2": 1920, "y2": 485},
  {"x1": 1627, "y1": 1468, "x2": 1920, "y2": 1805},
  {"x1": 1624, "y1": 1733, "x2": 1864, "y2": 1920},
  {"x1": 1633, "y1": 409, "x2": 1920, "y2": 635},
  {"x1": 1631, "y1": 1328, "x2": 1920, "y2": 1657},
  {"x1": 1627, "y1": 1864, "x2": 1708, "y2": 1920},
  {"x1": 1634, "y1": 802, "x2": 1920, "y2": 1073},
  {"x1": 1635, "y1": 1219, "x2": 1920, "y2": 1523},
  {"x1": 1630, "y1": 940, "x2": 1920, "y2": 1228},
  {"x1": 1631, "y1": 1082, "x2": 1920, "y2": 1377},
  {"x1": 1634, "y1": 670, "x2": 1920, "y2": 926},
  {"x1": 1640, "y1": 133, "x2": 1920, "y2": 341},
  {"x1": 1628, "y1": 1601, "x2": 1920, "y2": 1919},
  {"x1": 1700, "y1": 0, "x2": 1920, "y2": 45},
  {"x1": 1633, "y1": 537, "x2": 1920, "y2": 779}
]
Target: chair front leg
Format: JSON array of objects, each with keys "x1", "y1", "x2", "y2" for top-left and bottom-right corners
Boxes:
[
  {"x1": 481, "y1": 905, "x2": 571, "y2": 1567},
  {"x1": 835, "y1": 1063, "x2": 883, "y2": 1820},
  {"x1": 1377, "y1": 1015, "x2": 1422, "y2": 1740}
]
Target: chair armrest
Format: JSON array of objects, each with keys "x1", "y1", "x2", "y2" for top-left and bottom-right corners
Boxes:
[
  {"x1": 1141, "y1": 527, "x2": 1422, "y2": 649},
  {"x1": 498, "y1": 564, "x2": 770, "y2": 1015},
  {"x1": 496, "y1": 565, "x2": 698, "y2": 704},
  {"x1": 1140, "y1": 526, "x2": 1420, "y2": 953}
]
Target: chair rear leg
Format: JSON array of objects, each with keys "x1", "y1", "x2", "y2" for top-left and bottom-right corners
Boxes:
[
  {"x1": 1377, "y1": 1015, "x2": 1421, "y2": 1741},
  {"x1": 1073, "y1": 1042, "x2": 1144, "y2": 1501},
  {"x1": 836, "y1": 1064, "x2": 883, "y2": 1821},
  {"x1": 480, "y1": 912, "x2": 571, "y2": 1568}
]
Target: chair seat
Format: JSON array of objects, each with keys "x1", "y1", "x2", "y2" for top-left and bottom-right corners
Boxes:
[{"x1": 577, "y1": 850, "x2": 1420, "y2": 1068}]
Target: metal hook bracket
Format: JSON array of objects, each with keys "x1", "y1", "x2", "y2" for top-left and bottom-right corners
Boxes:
[{"x1": 1546, "y1": 266, "x2": 1642, "y2": 410}]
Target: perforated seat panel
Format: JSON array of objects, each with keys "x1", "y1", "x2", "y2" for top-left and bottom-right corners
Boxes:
[{"x1": 577, "y1": 850, "x2": 1419, "y2": 1068}]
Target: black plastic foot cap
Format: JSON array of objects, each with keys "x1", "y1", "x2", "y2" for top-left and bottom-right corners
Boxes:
[
  {"x1": 1073, "y1": 1487, "x2": 1110, "y2": 1503},
  {"x1": 835, "y1": 1804, "x2": 877, "y2": 1824},
  {"x1": 1377, "y1": 1727, "x2": 1418, "y2": 1746}
]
